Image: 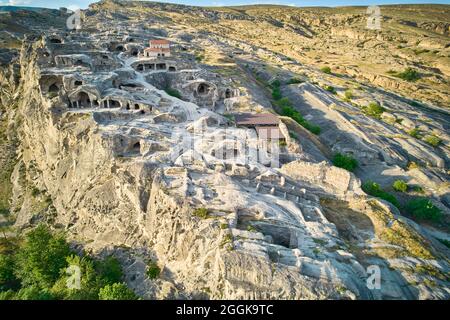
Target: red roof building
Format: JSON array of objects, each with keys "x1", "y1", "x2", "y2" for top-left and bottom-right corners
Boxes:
[{"x1": 144, "y1": 39, "x2": 171, "y2": 58}]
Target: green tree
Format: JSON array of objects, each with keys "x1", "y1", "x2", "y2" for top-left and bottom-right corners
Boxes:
[
  {"x1": 15, "y1": 285, "x2": 55, "y2": 300},
  {"x1": 51, "y1": 255, "x2": 102, "y2": 300},
  {"x1": 362, "y1": 181, "x2": 400, "y2": 208},
  {"x1": 363, "y1": 102, "x2": 385, "y2": 119},
  {"x1": 392, "y1": 180, "x2": 408, "y2": 192},
  {"x1": 0, "y1": 253, "x2": 20, "y2": 291},
  {"x1": 320, "y1": 66, "x2": 331, "y2": 74},
  {"x1": 15, "y1": 224, "x2": 72, "y2": 288},
  {"x1": 332, "y1": 153, "x2": 358, "y2": 172},
  {"x1": 96, "y1": 256, "x2": 123, "y2": 286},
  {"x1": 406, "y1": 198, "x2": 442, "y2": 222},
  {"x1": 98, "y1": 283, "x2": 138, "y2": 300}
]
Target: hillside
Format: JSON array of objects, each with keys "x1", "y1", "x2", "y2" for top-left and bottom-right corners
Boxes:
[{"x1": 0, "y1": 0, "x2": 449, "y2": 300}]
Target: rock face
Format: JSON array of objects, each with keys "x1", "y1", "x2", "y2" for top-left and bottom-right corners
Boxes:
[{"x1": 1, "y1": 1, "x2": 449, "y2": 300}]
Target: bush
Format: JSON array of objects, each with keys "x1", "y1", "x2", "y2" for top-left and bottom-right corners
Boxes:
[
  {"x1": 393, "y1": 68, "x2": 420, "y2": 82},
  {"x1": 423, "y1": 135, "x2": 441, "y2": 147},
  {"x1": 392, "y1": 180, "x2": 408, "y2": 192},
  {"x1": 98, "y1": 283, "x2": 138, "y2": 300},
  {"x1": 344, "y1": 90, "x2": 353, "y2": 100},
  {"x1": 362, "y1": 181, "x2": 400, "y2": 208},
  {"x1": 407, "y1": 128, "x2": 420, "y2": 138},
  {"x1": 332, "y1": 153, "x2": 358, "y2": 172},
  {"x1": 324, "y1": 85, "x2": 336, "y2": 94},
  {"x1": 96, "y1": 256, "x2": 123, "y2": 286},
  {"x1": 272, "y1": 86, "x2": 282, "y2": 100},
  {"x1": 193, "y1": 207, "x2": 209, "y2": 219},
  {"x1": 406, "y1": 198, "x2": 442, "y2": 222},
  {"x1": 0, "y1": 254, "x2": 20, "y2": 291},
  {"x1": 276, "y1": 99, "x2": 321, "y2": 135},
  {"x1": 363, "y1": 102, "x2": 385, "y2": 118},
  {"x1": 165, "y1": 88, "x2": 182, "y2": 99},
  {"x1": 320, "y1": 66, "x2": 331, "y2": 74},
  {"x1": 146, "y1": 261, "x2": 160, "y2": 280},
  {"x1": 15, "y1": 225, "x2": 72, "y2": 288},
  {"x1": 287, "y1": 77, "x2": 303, "y2": 84}
]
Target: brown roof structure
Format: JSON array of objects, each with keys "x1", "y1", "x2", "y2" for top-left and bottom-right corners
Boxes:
[
  {"x1": 149, "y1": 39, "x2": 170, "y2": 45},
  {"x1": 234, "y1": 113, "x2": 280, "y2": 126}
]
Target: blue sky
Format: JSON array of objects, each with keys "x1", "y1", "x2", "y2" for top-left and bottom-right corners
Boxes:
[{"x1": 0, "y1": 0, "x2": 449, "y2": 9}]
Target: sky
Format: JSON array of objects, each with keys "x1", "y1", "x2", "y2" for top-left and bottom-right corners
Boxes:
[{"x1": 0, "y1": 0, "x2": 449, "y2": 9}]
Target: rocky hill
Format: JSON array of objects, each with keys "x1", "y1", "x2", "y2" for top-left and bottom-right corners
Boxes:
[{"x1": 0, "y1": 1, "x2": 449, "y2": 300}]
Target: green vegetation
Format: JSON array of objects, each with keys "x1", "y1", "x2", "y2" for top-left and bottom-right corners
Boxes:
[
  {"x1": 146, "y1": 260, "x2": 160, "y2": 280},
  {"x1": 274, "y1": 98, "x2": 321, "y2": 135},
  {"x1": 332, "y1": 153, "x2": 358, "y2": 172},
  {"x1": 323, "y1": 85, "x2": 336, "y2": 94},
  {"x1": 423, "y1": 135, "x2": 441, "y2": 147},
  {"x1": 406, "y1": 198, "x2": 442, "y2": 222},
  {"x1": 363, "y1": 102, "x2": 385, "y2": 119},
  {"x1": 193, "y1": 207, "x2": 209, "y2": 219},
  {"x1": 344, "y1": 90, "x2": 353, "y2": 100},
  {"x1": 270, "y1": 80, "x2": 321, "y2": 135},
  {"x1": 362, "y1": 181, "x2": 399, "y2": 208},
  {"x1": 98, "y1": 283, "x2": 138, "y2": 300},
  {"x1": 0, "y1": 225, "x2": 134, "y2": 300},
  {"x1": 407, "y1": 127, "x2": 420, "y2": 138},
  {"x1": 271, "y1": 79, "x2": 282, "y2": 100},
  {"x1": 320, "y1": 66, "x2": 332, "y2": 74},
  {"x1": 195, "y1": 53, "x2": 205, "y2": 62},
  {"x1": 165, "y1": 88, "x2": 182, "y2": 99},
  {"x1": 392, "y1": 180, "x2": 408, "y2": 192},
  {"x1": 287, "y1": 77, "x2": 303, "y2": 85},
  {"x1": 388, "y1": 67, "x2": 420, "y2": 82}
]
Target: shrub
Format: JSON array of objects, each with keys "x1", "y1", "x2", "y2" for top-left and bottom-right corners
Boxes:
[
  {"x1": 146, "y1": 261, "x2": 160, "y2": 280},
  {"x1": 96, "y1": 256, "x2": 123, "y2": 286},
  {"x1": 406, "y1": 198, "x2": 442, "y2": 222},
  {"x1": 362, "y1": 181, "x2": 400, "y2": 208},
  {"x1": 423, "y1": 135, "x2": 441, "y2": 147},
  {"x1": 98, "y1": 283, "x2": 138, "y2": 300},
  {"x1": 332, "y1": 153, "x2": 358, "y2": 172},
  {"x1": 324, "y1": 85, "x2": 336, "y2": 94},
  {"x1": 15, "y1": 225, "x2": 72, "y2": 288},
  {"x1": 407, "y1": 128, "x2": 420, "y2": 138},
  {"x1": 275, "y1": 99, "x2": 321, "y2": 135},
  {"x1": 165, "y1": 88, "x2": 181, "y2": 99},
  {"x1": 272, "y1": 86, "x2": 282, "y2": 100},
  {"x1": 320, "y1": 66, "x2": 331, "y2": 74},
  {"x1": 393, "y1": 68, "x2": 420, "y2": 82},
  {"x1": 193, "y1": 207, "x2": 209, "y2": 219},
  {"x1": 392, "y1": 180, "x2": 408, "y2": 192},
  {"x1": 344, "y1": 90, "x2": 353, "y2": 100},
  {"x1": 363, "y1": 102, "x2": 385, "y2": 118},
  {"x1": 0, "y1": 254, "x2": 20, "y2": 291},
  {"x1": 287, "y1": 77, "x2": 303, "y2": 84}
]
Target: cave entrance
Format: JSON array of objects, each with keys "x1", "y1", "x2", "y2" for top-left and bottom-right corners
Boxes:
[
  {"x1": 137, "y1": 64, "x2": 144, "y2": 71},
  {"x1": 134, "y1": 104, "x2": 140, "y2": 110},
  {"x1": 133, "y1": 142, "x2": 141, "y2": 151},
  {"x1": 225, "y1": 89, "x2": 232, "y2": 98},
  {"x1": 109, "y1": 100, "x2": 120, "y2": 108},
  {"x1": 198, "y1": 83, "x2": 210, "y2": 95},
  {"x1": 50, "y1": 38, "x2": 62, "y2": 44},
  {"x1": 48, "y1": 83, "x2": 59, "y2": 93},
  {"x1": 73, "y1": 91, "x2": 91, "y2": 108},
  {"x1": 168, "y1": 66, "x2": 176, "y2": 72},
  {"x1": 131, "y1": 49, "x2": 139, "y2": 57},
  {"x1": 116, "y1": 45, "x2": 124, "y2": 52},
  {"x1": 156, "y1": 63, "x2": 166, "y2": 70},
  {"x1": 74, "y1": 80, "x2": 83, "y2": 86}
]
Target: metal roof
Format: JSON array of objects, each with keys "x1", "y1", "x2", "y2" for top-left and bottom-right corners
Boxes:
[{"x1": 234, "y1": 113, "x2": 280, "y2": 126}]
